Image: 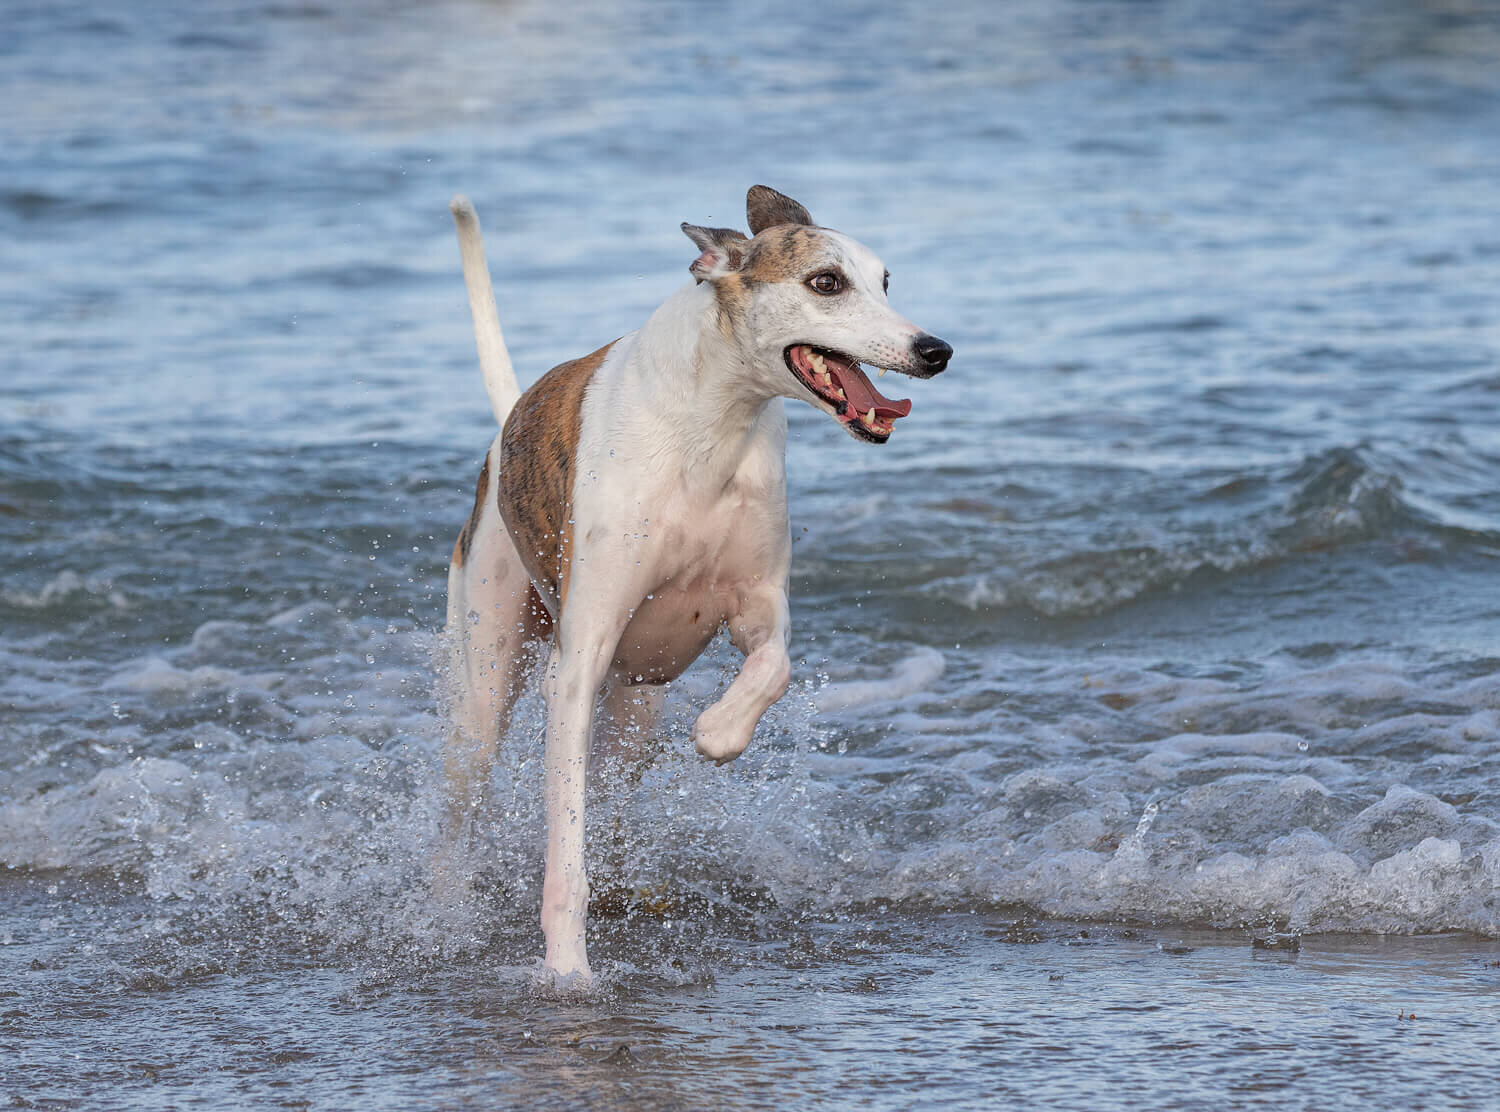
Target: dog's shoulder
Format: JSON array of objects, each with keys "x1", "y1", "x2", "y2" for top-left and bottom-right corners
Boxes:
[{"x1": 496, "y1": 340, "x2": 618, "y2": 602}]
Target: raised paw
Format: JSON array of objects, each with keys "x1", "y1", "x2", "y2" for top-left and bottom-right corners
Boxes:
[{"x1": 691, "y1": 704, "x2": 754, "y2": 764}]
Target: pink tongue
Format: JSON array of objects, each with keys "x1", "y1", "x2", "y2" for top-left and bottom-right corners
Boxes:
[{"x1": 831, "y1": 360, "x2": 911, "y2": 419}]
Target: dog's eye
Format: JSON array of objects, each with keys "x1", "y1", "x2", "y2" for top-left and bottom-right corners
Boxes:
[
  {"x1": 883, "y1": 270, "x2": 890, "y2": 294},
  {"x1": 807, "y1": 272, "x2": 843, "y2": 295}
]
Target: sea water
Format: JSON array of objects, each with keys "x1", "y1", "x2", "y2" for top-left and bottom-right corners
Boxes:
[{"x1": 4, "y1": 0, "x2": 1500, "y2": 1107}]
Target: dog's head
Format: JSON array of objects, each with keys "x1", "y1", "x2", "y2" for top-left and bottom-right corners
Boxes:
[{"x1": 681, "y1": 186, "x2": 952, "y2": 444}]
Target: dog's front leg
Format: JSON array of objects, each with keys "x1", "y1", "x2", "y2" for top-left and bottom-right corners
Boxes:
[
  {"x1": 538, "y1": 604, "x2": 624, "y2": 984},
  {"x1": 692, "y1": 586, "x2": 792, "y2": 764}
]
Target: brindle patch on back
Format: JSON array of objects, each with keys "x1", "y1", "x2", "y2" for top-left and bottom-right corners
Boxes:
[
  {"x1": 497, "y1": 340, "x2": 616, "y2": 606},
  {"x1": 451, "y1": 448, "x2": 492, "y2": 568}
]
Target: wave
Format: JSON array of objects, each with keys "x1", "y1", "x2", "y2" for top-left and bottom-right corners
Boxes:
[
  {"x1": 3, "y1": 614, "x2": 1498, "y2": 955},
  {"x1": 5, "y1": 737, "x2": 1497, "y2": 944},
  {"x1": 874, "y1": 781, "x2": 1500, "y2": 937},
  {"x1": 0, "y1": 570, "x2": 129, "y2": 613},
  {"x1": 0, "y1": 187, "x2": 133, "y2": 223},
  {"x1": 927, "y1": 444, "x2": 1482, "y2": 618},
  {"x1": 814, "y1": 647, "x2": 945, "y2": 713}
]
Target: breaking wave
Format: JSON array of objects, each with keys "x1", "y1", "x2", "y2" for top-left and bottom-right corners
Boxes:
[
  {"x1": 926, "y1": 445, "x2": 1476, "y2": 618},
  {"x1": 4, "y1": 604, "x2": 1498, "y2": 969}
]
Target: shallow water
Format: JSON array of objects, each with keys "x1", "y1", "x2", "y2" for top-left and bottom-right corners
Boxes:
[
  {"x1": 9, "y1": 888, "x2": 1500, "y2": 1111},
  {"x1": 4, "y1": 0, "x2": 1500, "y2": 1106}
]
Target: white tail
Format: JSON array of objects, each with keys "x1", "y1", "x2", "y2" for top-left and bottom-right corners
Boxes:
[{"x1": 449, "y1": 194, "x2": 521, "y2": 426}]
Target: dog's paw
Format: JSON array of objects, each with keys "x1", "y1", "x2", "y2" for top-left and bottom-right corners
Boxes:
[
  {"x1": 691, "y1": 707, "x2": 752, "y2": 765},
  {"x1": 536, "y1": 956, "x2": 595, "y2": 996}
]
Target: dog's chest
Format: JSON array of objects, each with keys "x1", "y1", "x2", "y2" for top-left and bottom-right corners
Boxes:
[{"x1": 599, "y1": 473, "x2": 788, "y2": 684}]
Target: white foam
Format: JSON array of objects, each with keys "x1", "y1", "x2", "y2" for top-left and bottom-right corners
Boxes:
[
  {"x1": 5, "y1": 600, "x2": 1499, "y2": 951},
  {"x1": 2, "y1": 569, "x2": 128, "y2": 610},
  {"x1": 266, "y1": 600, "x2": 342, "y2": 631},
  {"x1": 1136, "y1": 732, "x2": 1307, "y2": 779},
  {"x1": 0, "y1": 757, "x2": 242, "y2": 888},
  {"x1": 814, "y1": 647, "x2": 945, "y2": 713},
  {"x1": 108, "y1": 657, "x2": 279, "y2": 699}
]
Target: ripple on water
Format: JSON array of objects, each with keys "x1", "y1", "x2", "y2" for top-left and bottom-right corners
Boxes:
[{"x1": 4, "y1": 0, "x2": 1500, "y2": 1106}]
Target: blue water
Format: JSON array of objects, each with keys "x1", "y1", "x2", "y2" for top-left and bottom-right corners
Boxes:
[{"x1": 4, "y1": 0, "x2": 1500, "y2": 1107}]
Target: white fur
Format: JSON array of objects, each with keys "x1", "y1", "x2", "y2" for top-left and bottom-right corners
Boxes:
[{"x1": 448, "y1": 195, "x2": 520, "y2": 424}]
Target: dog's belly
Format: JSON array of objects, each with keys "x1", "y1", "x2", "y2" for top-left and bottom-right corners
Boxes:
[{"x1": 609, "y1": 586, "x2": 730, "y2": 685}]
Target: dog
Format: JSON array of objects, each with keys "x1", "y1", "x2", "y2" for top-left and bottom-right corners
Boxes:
[{"x1": 441, "y1": 186, "x2": 952, "y2": 985}]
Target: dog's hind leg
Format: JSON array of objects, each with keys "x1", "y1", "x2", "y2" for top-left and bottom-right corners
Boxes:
[{"x1": 439, "y1": 445, "x2": 551, "y2": 859}]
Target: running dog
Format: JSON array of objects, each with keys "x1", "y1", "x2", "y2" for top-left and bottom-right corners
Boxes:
[{"x1": 441, "y1": 186, "x2": 951, "y2": 985}]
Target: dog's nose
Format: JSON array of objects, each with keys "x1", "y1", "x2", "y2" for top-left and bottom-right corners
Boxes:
[{"x1": 913, "y1": 334, "x2": 953, "y2": 373}]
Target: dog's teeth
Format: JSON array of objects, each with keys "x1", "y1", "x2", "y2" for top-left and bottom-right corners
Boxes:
[
  {"x1": 836, "y1": 388, "x2": 846, "y2": 400},
  {"x1": 864, "y1": 408, "x2": 876, "y2": 425},
  {"x1": 878, "y1": 368, "x2": 888, "y2": 378},
  {"x1": 820, "y1": 372, "x2": 833, "y2": 386}
]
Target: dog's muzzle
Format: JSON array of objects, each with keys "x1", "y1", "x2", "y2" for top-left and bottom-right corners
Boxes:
[{"x1": 911, "y1": 333, "x2": 953, "y2": 376}]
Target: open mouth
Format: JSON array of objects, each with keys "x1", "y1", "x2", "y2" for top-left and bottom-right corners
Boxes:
[{"x1": 783, "y1": 345, "x2": 912, "y2": 442}]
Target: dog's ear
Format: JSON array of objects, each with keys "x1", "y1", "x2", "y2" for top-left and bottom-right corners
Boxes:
[
  {"x1": 681, "y1": 224, "x2": 749, "y2": 283},
  {"x1": 746, "y1": 185, "x2": 814, "y2": 235}
]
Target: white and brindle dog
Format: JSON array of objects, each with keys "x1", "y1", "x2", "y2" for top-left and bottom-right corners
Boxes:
[{"x1": 441, "y1": 185, "x2": 952, "y2": 985}]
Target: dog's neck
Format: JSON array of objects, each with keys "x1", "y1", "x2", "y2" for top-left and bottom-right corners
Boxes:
[{"x1": 627, "y1": 282, "x2": 785, "y2": 491}]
